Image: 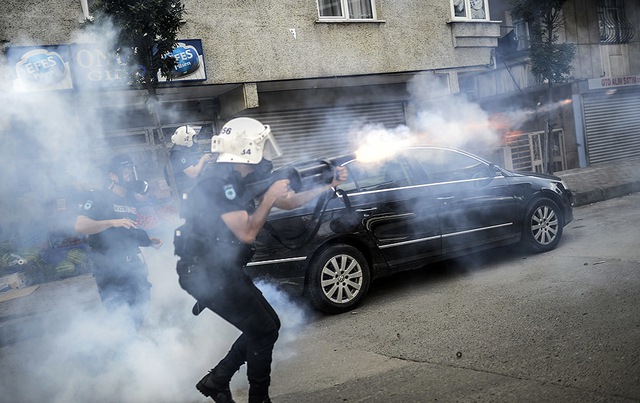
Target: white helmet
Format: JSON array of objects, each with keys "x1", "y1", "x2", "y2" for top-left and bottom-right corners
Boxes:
[
  {"x1": 211, "y1": 117, "x2": 283, "y2": 164},
  {"x1": 171, "y1": 125, "x2": 201, "y2": 147}
]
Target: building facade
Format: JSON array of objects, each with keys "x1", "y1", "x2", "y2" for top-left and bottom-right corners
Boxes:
[
  {"x1": 1, "y1": 0, "x2": 501, "y2": 168},
  {"x1": 465, "y1": 0, "x2": 640, "y2": 172}
]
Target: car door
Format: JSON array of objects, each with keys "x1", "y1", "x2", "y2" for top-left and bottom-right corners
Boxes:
[
  {"x1": 342, "y1": 153, "x2": 441, "y2": 269},
  {"x1": 409, "y1": 147, "x2": 518, "y2": 255}
]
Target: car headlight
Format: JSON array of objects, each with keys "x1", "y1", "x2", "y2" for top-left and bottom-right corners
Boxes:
[{"x1": 550, "y1": 180, "x2": 569, "y2": 194}]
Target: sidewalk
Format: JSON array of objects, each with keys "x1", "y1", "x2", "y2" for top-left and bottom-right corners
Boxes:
[
  {"x1": 0, "y1": 274, "x2": 101, "y2": 345},
  {"x1": 556, "y1": 156, "x2": 640, "y2": 206}
]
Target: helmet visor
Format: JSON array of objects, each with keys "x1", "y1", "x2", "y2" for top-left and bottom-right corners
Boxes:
[
  {"x1": 261, "y1": 127, "x2": 282, "y2": 161},
  {"x1": 190, "y1": 125, "x2": 202, "y2": 138}
]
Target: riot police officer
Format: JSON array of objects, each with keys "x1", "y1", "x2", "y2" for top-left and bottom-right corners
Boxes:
[
  {"x1": 167, "y1": 125, "x2": 215, "y2": 198},
  {"x1": 175, "y1": 117, "x2": 346, "y2": 403},
  {"x1": 75, "y1": 154, "x2": 162, "y2": 329}
]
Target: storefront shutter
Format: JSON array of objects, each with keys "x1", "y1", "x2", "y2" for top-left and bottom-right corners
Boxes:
[
  {"x1": 244, "y1": 102, "x2": 406, "y2": 166},
  {"x1": 583, "y1": 88, "x2": 640, "y2": 164}
]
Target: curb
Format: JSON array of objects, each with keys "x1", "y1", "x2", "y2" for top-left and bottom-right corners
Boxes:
[{"x1": 572, "y1": 182, "x2": 640, "y2": 206}]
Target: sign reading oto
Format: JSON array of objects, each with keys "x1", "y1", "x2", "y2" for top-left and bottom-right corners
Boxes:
[{"x1": 588, "y1": 75, "x2": 640, "y2": 90}]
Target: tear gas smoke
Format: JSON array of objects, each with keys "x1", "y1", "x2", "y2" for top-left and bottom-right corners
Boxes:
[
  {"x1": 351, "y1": 124, "x2": 414, "y2": 163},
  {"x1": 342, "y1": 72, "x2": 505, "y2": 163},
  {"x1": 1, "y1": 22, "x2": 571, "y2": 403},
  {"x1": 0, "y1": 19, "x2": 310, "y2": 403},
  {"x1": 0, "y1": 237, "x2": 310, "y2": 403},
  {"x1": 347, "y1": 72, "x2": 571, "y2": 165}
]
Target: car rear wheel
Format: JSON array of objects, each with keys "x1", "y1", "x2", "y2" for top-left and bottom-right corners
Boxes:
[
  {"x1": 307, "y1": 245, "x2": 370, "y2": 314},
  {"x1": 522, "y1": 198, "x2": 563, "y2": 253}
]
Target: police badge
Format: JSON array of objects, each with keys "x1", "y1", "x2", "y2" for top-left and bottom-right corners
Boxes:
[{"x1": 224, "y1": 184, "x2": 236, "y2": 200}]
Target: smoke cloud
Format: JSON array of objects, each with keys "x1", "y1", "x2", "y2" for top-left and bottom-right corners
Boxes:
[
  {"x1": 348, "y1": 72, "x2": 570, "y2": 165},
  {"x1": 345, "y1": 72, "x2": 505, "y2": 163},
  {"x1": 0, "y1": 238, "x2": 309, "y2": 403},
  {"x1": 1, "y1": 15, "x2": 569, "y2": 403},
  {"x1": 0, "y1": 17, "x2": 309, "y2": 403}
]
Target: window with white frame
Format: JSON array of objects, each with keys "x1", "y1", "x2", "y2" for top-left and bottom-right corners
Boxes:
[
  {"x1": 317, "y1": 0, "x2": 376, "y2": 20},
  {"x1": 451, "y1": 0, "x2": 489, "y2": 20}
]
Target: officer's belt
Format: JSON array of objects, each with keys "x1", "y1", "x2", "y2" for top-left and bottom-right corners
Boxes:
[
  {"x1": 189, "y1": 231, "x2": 244, "y2": 246},
  {"x1": 90, "y1": 252, "x2": 141, "y2": 265}
]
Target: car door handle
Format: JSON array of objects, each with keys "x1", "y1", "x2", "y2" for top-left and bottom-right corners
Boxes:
[
  {"x1": 437, "y1": 196, "x2": 455, "y2": 201},
  {"x1": 355, "y1": 207, "x2": 378, "y2": 212}
]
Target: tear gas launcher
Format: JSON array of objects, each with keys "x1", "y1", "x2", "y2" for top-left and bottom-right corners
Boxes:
[{"x1": 244, "y1": 153, "x2": 356, "y2": 200}]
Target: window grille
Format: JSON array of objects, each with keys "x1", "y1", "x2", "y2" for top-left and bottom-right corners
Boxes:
[{"x1": 597, "y1": 0, "x2": 635, "y2": 44}]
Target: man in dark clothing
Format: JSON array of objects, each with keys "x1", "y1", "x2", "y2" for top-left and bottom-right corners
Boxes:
[
  {"x1": 175, "y1": 117, "x2": 346, "y2": 403},
  {"x1": 75, "y1": 154, "x2": 162, "y2": 328},
  {"x1": 167, "y1": 125, "x2": 215, "y2": 198}
]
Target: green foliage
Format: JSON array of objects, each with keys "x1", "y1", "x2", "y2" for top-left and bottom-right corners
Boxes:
[
  {"x1": 509, "y1": 0, "x2": 576, "y2": 83},
  {"x1": 529, "y1": 41, "x2": 576, "y2": 83},
  {"x1": 90, "y1": 0, "x2": 185, "y2": 89}
]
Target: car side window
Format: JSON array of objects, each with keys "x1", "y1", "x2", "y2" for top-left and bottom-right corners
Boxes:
[
  {"x1": 342, "y1": 158, "x2": 411, "y2": 192},
  {"x1": 412, "y1": 148, "x2": 491, "y2": 183}
]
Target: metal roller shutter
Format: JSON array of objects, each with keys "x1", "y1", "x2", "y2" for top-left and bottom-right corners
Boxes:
[
  {"x1": 243, "y1": 102, "x2": 406, "y2": 166},
  {"x1": 583, "y1": 89, "x2": 640, "y2": 164}
]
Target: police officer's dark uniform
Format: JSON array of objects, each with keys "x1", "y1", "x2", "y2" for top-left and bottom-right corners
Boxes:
[
  {"x1": 173, "y1": 116, "x2": 307, "y2": 403},
  {"x1": 165, "y1": 125, "x2": 213, "y2": 200},
  {"x1": 168, "y1": 144, "x2": 204, "y2": 196},
  {"x1": 174, "y1": 117, "x2": 345, "y2": 403},
  {"x1": 175, "y1": 165, "x2": 280, "y2": 403},
  {"x1": 78, "y1": 155, "x2": 155, "y2": 328}
]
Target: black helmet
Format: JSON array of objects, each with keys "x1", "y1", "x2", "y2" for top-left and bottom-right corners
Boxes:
[
  {"x1": 108, "y1": 154, "x2": 134, "y2": 174},
  {"x1": 108, "y1": 154, "x2": 148, "y2": 195}
]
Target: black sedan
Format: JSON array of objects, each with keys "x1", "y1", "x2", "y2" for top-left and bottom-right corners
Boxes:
[{"x1": 246, "y1": 146, "x2": 574, "y2": 314}]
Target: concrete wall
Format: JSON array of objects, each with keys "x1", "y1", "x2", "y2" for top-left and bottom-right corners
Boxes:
[
  {"x1": 181, "y1": 0, "x2": 497, "y2": 83},
  {"x1": 1, "y1": 0, "x2": 499, "y2": 85},
  {"x1": 0, "y1": 0, "x2": 82, "y2": 46}
]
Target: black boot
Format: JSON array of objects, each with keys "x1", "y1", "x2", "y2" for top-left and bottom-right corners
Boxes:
[
  {"x1": 196, "y1": 369, "x2": 236, "y2": 403},
  {"x1": 248, "y1": 396, "x2": 272, "y2": 403}
]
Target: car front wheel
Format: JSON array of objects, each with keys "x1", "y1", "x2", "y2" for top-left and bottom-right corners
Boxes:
[
  {"x1": 306, "y1": 245, "x2": 371, "y2": 314},
  {"x1": 522, "y1": 198, "x2": 563, "y2": 253}
]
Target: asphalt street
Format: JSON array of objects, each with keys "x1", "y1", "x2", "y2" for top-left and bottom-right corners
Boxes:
[{"x1": 267, "y1": 192, "x2": 640, "y2": 402}]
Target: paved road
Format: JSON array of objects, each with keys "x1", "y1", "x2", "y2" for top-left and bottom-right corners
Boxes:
[
  {"x1": 266, "y1": 193, "x2": 640, "y2": 403},
  {"x1": 1, "y1": 185, "x2": 639, "y2": 403}
]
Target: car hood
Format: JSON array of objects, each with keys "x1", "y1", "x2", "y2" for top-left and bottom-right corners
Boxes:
[{"x1": 502, "y1": 168, "x2": 563, "y2": 182}]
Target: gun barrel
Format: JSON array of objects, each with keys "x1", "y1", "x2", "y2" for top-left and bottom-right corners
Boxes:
[
  {"x1": 244, "y1": 153, "x2": 356, "y2": 199},
  {"x1": 294, "y1": 153, "x2": 356, "y2": 186}
]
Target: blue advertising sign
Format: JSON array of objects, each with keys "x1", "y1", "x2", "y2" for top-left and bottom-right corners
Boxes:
[
  {"x1": 6, "y1": 45, "x2": 73, "y2": 92},
  {"x1": 7, "y1": 39, "x2": 207, "y2": 91},
  {"x1": 158, "y1": 40, "x2": 207, "y2": 82}
]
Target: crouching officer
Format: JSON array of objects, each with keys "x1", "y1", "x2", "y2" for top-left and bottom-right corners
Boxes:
[
  {"x1": 75, "y1": 154, "x2": 162, "y2": 329},
  {"x1": 175, "y1": 117, "x2": 346, "y2": 403}
]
